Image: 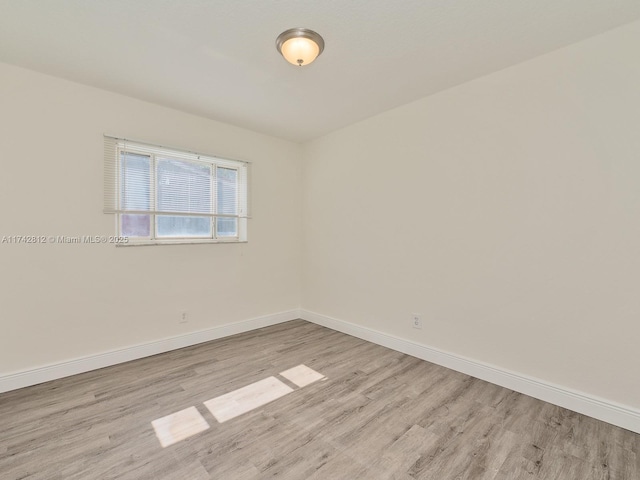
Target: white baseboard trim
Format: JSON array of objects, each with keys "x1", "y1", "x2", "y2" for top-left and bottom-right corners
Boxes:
[
  {"x1": 301, "y1": 309, "x2": 640, "y2": 435},
  {"x1": 0, "y1": 309, "x2": 301, "y2": 394}
]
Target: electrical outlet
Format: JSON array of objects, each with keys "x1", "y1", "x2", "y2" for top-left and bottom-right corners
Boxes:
[
  {"x1": 179, "y1": 311, "x2": 188, "y2": 324},
  {"x1": 412, "y1": 314, "x2": 422, "y2": 329}
]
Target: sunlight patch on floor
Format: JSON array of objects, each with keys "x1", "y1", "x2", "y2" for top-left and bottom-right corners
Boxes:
[
  {"x1": 204, "y1": 376, "x2": 294, "y2": 423},
  {"x1": 151, "y1": 406, "x2": 210, "y2": 448},
  {"x1": 151, "y1": 365, "x2": 326, "y2": 447},
  {"x1": 279, "y1": 364, "x2": 325, "y2": 388}
]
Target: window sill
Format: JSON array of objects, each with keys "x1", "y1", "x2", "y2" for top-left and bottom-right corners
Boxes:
[{"x1": 116, "y1": 239, "x2": 247, "y2": 247}]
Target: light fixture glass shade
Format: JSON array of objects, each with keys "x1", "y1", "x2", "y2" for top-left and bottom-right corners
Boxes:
[{"x1": 276, "y1": 28, "x2": 324, "y2": 66}]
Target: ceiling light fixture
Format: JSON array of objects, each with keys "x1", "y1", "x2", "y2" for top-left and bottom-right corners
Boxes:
[{"x1": 276, "y1": 28, "x2": 324, "y2": 67}]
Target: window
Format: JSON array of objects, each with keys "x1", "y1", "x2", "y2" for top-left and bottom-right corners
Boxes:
[{"x1": 104, "y1": 136, "x2": 250, "y2": 244}]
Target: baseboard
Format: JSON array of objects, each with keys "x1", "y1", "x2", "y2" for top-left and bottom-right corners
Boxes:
[
  {"x1": 301, "y1": 309, "x2": 640, "y2": 435},
  {"x1": 5, "y1": 308, "x2": 639, "y2": 434},
  {"x1": 0, "y1": 309, "x2": 301, "y2": 394}
]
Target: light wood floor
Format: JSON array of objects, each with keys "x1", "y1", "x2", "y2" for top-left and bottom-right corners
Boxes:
[{"x1": 1, "y1": 320, "x2": 638, "y2": 479}]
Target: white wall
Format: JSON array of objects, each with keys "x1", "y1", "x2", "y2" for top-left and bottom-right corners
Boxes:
[
  {"x1": 302, "y1": 21, "x2": 640, "y2": 409},
  {"x1": 0, "y1": 62, "x2": 302, "y2": 374}
]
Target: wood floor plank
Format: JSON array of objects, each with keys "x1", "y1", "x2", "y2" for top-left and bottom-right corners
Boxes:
[
  {"x1": 1, "y1": 320, "x2": 638, "y2": 479},
  {"x1": 367, "y1": 424, "x2": 440, "y2": 478},
  {"x1": 305, "y1": 451, "x2": 372, "y2": 480}
]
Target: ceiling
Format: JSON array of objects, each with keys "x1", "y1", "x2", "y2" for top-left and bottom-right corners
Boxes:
[{"x1": 1, "y1": 1, "x2": 639, "y2": 143}]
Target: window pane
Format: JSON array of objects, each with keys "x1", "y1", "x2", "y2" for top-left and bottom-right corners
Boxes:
[
  {"x1": 216, "y1": 218, "x2": 238, "y2": 237},
  {"x1": 217, "y1": 167, "x2": 238, "y2": 216},
  {"x1": 111, "y1": 139, "x2": 248, "y2": 243},
  {"x1": 120, "y1": 152, "x2": 151, "y2": 211},
  {"x1": 121, "y1": 214, "x2": 150, "y2": 237},
  {"x1": 158, "y1": 158, "x2": 211, "y2": 214},
  {"x1": 157, "y1": 215, "x2": 211, "y2": 238}
]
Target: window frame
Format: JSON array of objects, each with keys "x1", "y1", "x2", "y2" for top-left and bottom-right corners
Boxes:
[{"x1": 105, "y1": 137, "x2": 250, "y2": 246}]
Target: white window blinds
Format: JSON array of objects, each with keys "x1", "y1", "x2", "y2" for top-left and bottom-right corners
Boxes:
[{"x1": 104, "y1": 136, "x2": 251, "y2": 243}]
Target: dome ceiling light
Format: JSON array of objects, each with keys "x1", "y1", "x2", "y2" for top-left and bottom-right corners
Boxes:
[{"x1": 276, "y1": 28, "x2": 325, "y2": 67}]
